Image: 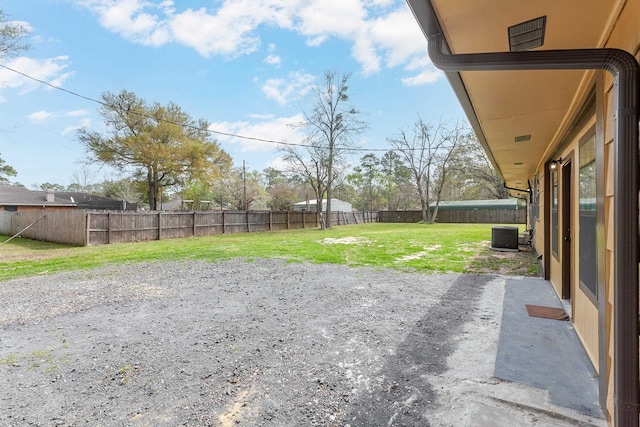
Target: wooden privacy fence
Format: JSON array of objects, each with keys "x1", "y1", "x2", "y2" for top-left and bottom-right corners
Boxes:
[
  {"x1": 0, "y1": 210, "x2": 87, "y2": 246},
  {"x1": 378, "y1": 209, "x2": 526, "y2": 224},
  {"x1": 329, "y1": 210, "x2": 378, "y2": 226},
  {"x1": 0, "y1": 210, "x2": 375, "y2": 246},
  {"x1": 88, "y1": 210, "x2": 321, "y2": 245},
  {"x1": 1, "y1": 207, "x2": 519, "y2": 246}
]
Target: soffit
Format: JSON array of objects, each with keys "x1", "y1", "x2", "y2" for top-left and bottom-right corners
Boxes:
[{"x1": 429, "y1": 0, "x2": 620, "y2": 188}]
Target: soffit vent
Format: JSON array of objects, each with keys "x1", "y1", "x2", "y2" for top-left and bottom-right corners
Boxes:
[
  {"x1": 514, "y1": 134, "x2": 531, "y2": 142},
  {"x1": 508, "y1": 16, "x2": 546, "y2": 52}
]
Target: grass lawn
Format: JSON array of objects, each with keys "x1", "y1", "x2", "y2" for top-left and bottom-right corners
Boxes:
[{"x1": 0, "y1": 222, "x2": 540, "y2": 281}]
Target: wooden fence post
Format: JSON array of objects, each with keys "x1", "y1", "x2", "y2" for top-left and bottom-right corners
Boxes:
[
  {"x1": 246, "y1": 211, "x2": 250, "y2": 232},
  {"x1": 193, "y1": 211, "x2": 197, "y2": 237},
  {"x1": 269, "y1": 211, "x2": 273, "y2": 231},
  {"x1": 287, "y1": 211, "x2": 290, "y2": 229},
  {"x1": 85, "y1": 212, "x2": 90, "y2": 246},
  {"x1": 107, "y1": 213, "x2": 112, "y2": 244},
  {"x1": 222, "y1": 211, "x2": 226, "y2": 234}
]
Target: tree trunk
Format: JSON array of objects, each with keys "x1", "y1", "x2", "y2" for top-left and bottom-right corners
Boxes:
[
  {"x1": 316, "y1": 195, "x2": 326, "y2": 230},
  {"x1": 147, "y1": 169, "x2": 159, "y2": 211},
  {"x1": 148, "y1": 180, "x2": 157, "y2": 210},
  {"x1": 325, "y1": 192, "x2": 332, "y2": 229},
  {"x1": 419, "y1": 194, "x2": 429, "y2": 222},
  {"x1": 326, "y1": 144, "x2": 333, "y2": 229}
]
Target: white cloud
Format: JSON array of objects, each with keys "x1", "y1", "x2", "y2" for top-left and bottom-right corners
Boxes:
[
  {"x1": 61, "y1": 118, "x2": 91, "y2": 137},
  {"x1": 261, "y1": 72, "x2": 315, "y2": 106},
  {"x1": 26, "y1": 109, "x2": 89, "y2": 124},
  {"x1": 296, "y1": 0, "x2": 366, "y2": 41},
  {"x1": 247, "y1": 113, "x2": 276, "y2": 120},
  {"x1": 65, "y1": 109, "x2": 90, "y2": 117},
  {"x1": 77, "y1": 0, "x2": 438, "y2": 84},
  {"x1": 264, "y1": 54, "x2": 281, "y2": 66},
  {"x1": 209, "y1": 113, "x2": 306, "y2": 153},
  {"x1": 401, "y1": 70, "x2": 442, "y2": 86},
  {"x1": 80, "y1": 0, "x2": 170, "y2": 46},
  {"x1": 169, "y1": 7, "x2": 260, "y2": 58},
  {"x1": 27, "y1": 111, "x2": 56, "y2": 124},
  {"x1": 0, "y1": 56, "x2": 72, "y2": 101},
  {"x1": 266, "y1": 155, "x2": 291, "y2": 171}
]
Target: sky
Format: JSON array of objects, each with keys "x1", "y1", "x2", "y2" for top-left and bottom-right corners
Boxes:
[{"x1": 0, "y1": 0, "x2": 467, "y2": 189}]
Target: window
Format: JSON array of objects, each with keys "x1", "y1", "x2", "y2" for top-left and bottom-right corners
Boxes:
[{"x1": 579, "y1": 129, "x2": 597, "y2": 300}]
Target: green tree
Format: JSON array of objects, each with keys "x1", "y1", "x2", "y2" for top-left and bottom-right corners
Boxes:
[
  {"x1": 39, "y1": 182, "x2": 66, "y2": 192},
  {"x1": 77, "y1": 90, "x2": 231, "y2": 210},
  {"x1": 263, "y1": 167, "x2": 301, "y2": 211},
  {"x1": 179, "y1": 179, "x2": 216, "y2": 210},
  {"x1": 0, "y1": 153, "x2": 17, "y2": 183},
  {"x1": 346, "y1": 153, "x2": 384, "y2": 211},
  {"x1": 216, "y1": 166, "x2": 268, "y2": 210},
  {"x1": 380, "y1": 150, "x2": 414, "y2": 210}
]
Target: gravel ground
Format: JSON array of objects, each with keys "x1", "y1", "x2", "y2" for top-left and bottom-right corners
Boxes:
[{"x1": 0, "y1": 259, "x2": 495, "y2": 426}]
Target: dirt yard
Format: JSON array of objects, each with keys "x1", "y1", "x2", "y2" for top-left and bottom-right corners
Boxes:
[{"x1": 0, "y1": 258, "x2": 504, "y2": 426}]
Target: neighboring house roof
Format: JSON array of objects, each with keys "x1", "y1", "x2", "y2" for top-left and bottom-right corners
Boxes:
[
  {"x1": 293, "y1": 199, "x2": 350, "y2": 206},
  {"x1": 56, "y1": 192, "x2": 128, "y2": 210},
  {"x1": 0, "y1": 184, "x2": 76, "y2": 207},
  {"x1": 0, "y1": 185, "x2": 133, "y2": 210},
  {"x1": 437, "y1": 198, "x2": 522, "y2": 211},
  {"x1": 293, "y1": 199, "x2": 353, "y2": 212}
]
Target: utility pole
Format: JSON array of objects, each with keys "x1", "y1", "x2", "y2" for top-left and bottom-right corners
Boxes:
[{"x1": 243, "y1": 160, "x2": 247, "y2": 211}]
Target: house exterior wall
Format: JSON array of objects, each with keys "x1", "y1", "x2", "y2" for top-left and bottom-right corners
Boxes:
[
  {"x1": 601, "y1": 2, "x2": 640, "y2": 419},
  {"x1": 528, "y1": 2, "x2": 640, "y2": 420},
  {"x1": 293, "y1": 199, "x2": 352, "y2": 212},
  {"x1": 0, "y1": 205, "x2": 76, "y2": 212},
  {"x1": 554, "y1": 119, "x2": 599, "y2": 368}
]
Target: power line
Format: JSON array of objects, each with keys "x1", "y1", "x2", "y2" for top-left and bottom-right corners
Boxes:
[{"x1": 0, "y1": 63, "x2": 399, "y2": 153}]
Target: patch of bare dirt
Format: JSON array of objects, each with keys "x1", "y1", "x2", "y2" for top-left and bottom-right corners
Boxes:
[
  {"x1": 319, "y1": 236, "x2": 370, "y2": 245},
  {"x1": 466, "y1": 242, "x2": 541, "y2": 277}
]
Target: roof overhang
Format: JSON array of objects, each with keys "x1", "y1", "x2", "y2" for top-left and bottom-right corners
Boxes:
[{"x1": 406, "y1": 0, "x2": 622, "y2": 189}]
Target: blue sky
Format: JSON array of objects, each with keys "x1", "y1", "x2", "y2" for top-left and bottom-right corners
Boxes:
[{"x1": 0, "y1": 0, "x2": 466, "y2": 188}]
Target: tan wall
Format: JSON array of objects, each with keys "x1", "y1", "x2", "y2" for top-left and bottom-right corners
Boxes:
[
  {"x1": 534, "y1": 1, "x2": 640, "y2": 420},
  {"x1": 560, "y1": 119, "x2": 599, "y2": 368},
  {"x1": 601, "y1": 0, "x2": 640, "y2": 420},
  {"x1": 533, "y1": 105, "x2": 602, "y2": 403}
]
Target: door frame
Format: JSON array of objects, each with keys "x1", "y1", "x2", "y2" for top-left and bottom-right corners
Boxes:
[{"x1": 561, "y1": 156, "x2": 573, "y2": 300}]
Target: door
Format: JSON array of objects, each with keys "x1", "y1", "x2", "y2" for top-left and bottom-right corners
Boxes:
[{"x1": 561, "y1": 159, "x2": 572, "y2": 300}]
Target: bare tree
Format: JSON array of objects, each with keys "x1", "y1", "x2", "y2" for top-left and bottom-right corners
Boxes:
[
  {"x1": 69, "y1": 167, "x2": 96, "y2": 193},
  {"x1": 280, "y1": 143, "x2": 330, "y2": 224},
  {"x1": 388, "y1": 118, "x2": 465, "y2": 223},
  {"x1": 0, "y1": 10, "x2": 30, "y2": 58},
  {"x1": 0, "y1": 12, "x2": 30, "y2": 185},
  {"x1": 444, "y1": 139, "x2": 511, "y2": 200},
  {"x1": 287, "y1": 71, "x2": 366, "y2": 228}
]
